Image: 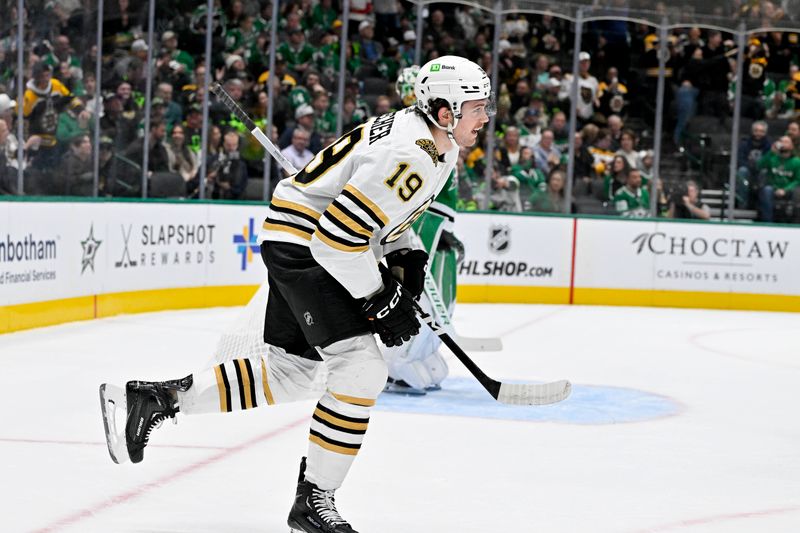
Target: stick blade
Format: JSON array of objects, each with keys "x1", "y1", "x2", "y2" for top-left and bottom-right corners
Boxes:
[
  {"x1": 496, "y1": 380, "x2": 572, "y2": 406},
  {"x1": 99, "y1": 384, "x2": 130, "y2": 464}
]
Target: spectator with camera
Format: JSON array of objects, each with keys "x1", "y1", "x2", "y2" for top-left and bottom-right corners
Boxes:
[
  {"x1": 757, "y1": 135, "x2": 800, "y2": 222},
  {"x1": 668, "y1": 179, "x2": 710, "y2": 220},
  {"x1": 205, "y1": 130, "x2": 248, "y2": 200}
]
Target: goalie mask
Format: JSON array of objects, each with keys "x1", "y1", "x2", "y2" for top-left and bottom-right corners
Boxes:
[
  {"x1": 396, "y1": 65, "x2": 421, "y2": 107},
  {"x1": 414, "y1": 55, "x2": 496, "y2": 136}
]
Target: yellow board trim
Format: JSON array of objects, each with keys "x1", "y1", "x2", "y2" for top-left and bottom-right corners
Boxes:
[
  {"x1": 270, "y1": 197, "x2": 322, "y2": 221},
  {"x1": 214, "y1": 365, "x2": 229, "y2": 413},
  {"x1": 314, "y1": 408, "x2": 369, "y2": 431},
  {"x1": 457, "y1": 285, "x2": 570, "y2": 304},
  {"x1": 260, "y1": 357, "x2": 275, "y2": 405},
  {"x1": 309, "y1": 434, "x2": 359, "y2": 456},
  {"x1": 0, "y1": 285, "x2": 260, "y2": 334},
  {"x1": 574, "y1": 288, "x2": 800, "y2": 313},
  {"x1": 0, "y1": 295, "x2": 95, "y2": 334},
  {"x1": 315, "y1": 229, "x2": 370, "y2": 253},
  {"x1": 262, "y1": 221, "x2": 313, "y2": 241},
  {"x1": 343, "y1": 184, "x2": 389, "y2": 226},
  {"x1": 326, "y1": 204, "x2": 373, "y2": 238},
  {"x1": 330, "y1": 392, "x2": 376, "y2": 407},
  {"x1": 235, "y1": 359, "x2": 254, "y2": 409}
]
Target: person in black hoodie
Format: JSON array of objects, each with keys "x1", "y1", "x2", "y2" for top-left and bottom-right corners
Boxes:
[{"x1": 736, "y1": 120, "x2": 771, "y2": 208}]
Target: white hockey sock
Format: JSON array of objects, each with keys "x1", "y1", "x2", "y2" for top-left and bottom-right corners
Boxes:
[{"x1": 178, "y1": 346, "x2": 326, "y2": 415}]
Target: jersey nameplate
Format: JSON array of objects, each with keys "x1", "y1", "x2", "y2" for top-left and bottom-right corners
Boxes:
[
  {"x1": 369, "y1": 112, "x2": 396, "y2": 145},
  {"x1": 415, "y1": 139, "x2": 439, "y2": 167}
]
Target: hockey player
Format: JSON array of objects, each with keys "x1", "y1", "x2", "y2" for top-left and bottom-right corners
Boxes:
[
  {"x1": 100, "y1": 55, "x2": 493, "y2": 533},
  {"x1": 382, "y1": 66, "x2": 465, "y2": 395}
]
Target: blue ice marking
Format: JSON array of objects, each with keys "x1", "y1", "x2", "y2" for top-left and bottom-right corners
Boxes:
[{"x1": 375, "y1": 377, "x2": 680, "y2": 424}]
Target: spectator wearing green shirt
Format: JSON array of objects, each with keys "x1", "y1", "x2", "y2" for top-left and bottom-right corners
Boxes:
[
  {"x1": 613, "y1": 168, "x2": 650, "y2": 218},
  {"x1": 311, "y1": 91, "x2": 337, "y2": 135},
  {"x1": 160, "y1": 31, "x2": 195, "y2": 72},
  {"x1": 758, "y1": 135, "x2": 800, "y2": 222},
  {"x1": 277, "y1": 28, "x2": 315, "y2": 76}
]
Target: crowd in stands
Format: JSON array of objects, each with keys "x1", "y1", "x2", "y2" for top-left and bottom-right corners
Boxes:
[{"x1": 0, "y1": 0, "x2": 799, "y2": 223}]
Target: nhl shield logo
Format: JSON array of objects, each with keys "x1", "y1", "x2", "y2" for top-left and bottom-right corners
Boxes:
[{"x1": 489, "y1": 225, "x2": 511, "y2": 254}]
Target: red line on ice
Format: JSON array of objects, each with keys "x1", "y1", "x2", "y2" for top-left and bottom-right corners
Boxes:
[
  {"x1": 637, "y1": 505, "x2": 800, "y2": 532},
  {"x1": 31, "y1": 416, "x2": 308, "y2": 533}
]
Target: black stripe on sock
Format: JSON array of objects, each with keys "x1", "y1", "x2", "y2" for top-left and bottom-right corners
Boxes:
[
  {"x1": 218, "y1": 364, "x2": 232, "y2": 413},
  {"x1": 309, "y1": 429, "x2": 362, "y2": 450},
  {"x1": 244, "y1": 359, "x2": 258, "y2": 408},
  {"x1": 315, "y1": 402, "x2": 370, "y2": 424},
  {"x1": 312, "y1": 413, "x2": 368, "y2": 435},
  {"x1": 233, "y1": 360, "x2": 247, "y2": 410}
]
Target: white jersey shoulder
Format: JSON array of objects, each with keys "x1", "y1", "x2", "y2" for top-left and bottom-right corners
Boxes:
[{"x1": 260, "y1": 108, "x2": 458, "y2": 299}]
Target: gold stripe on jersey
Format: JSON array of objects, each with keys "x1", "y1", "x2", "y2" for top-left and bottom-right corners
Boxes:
[
  {"x1": 331, "y1": 392, "x2": 376, "y2": 407},
  {"x1": 235, "y1": 359, "x2": 254, "y2": 410},
  {"x1": 260, "y1": 357, "x2": 275, "y2": 405},
  {"x1": 313, "y1": 405, "x2": 370, "y2": 433},
  {"x1": 269, "y1": 196, "x2": 322, "y2": 223},
  {"x1": 263, "y1": 220, "x2": 313, "y2": 242},
  {"x1": 342, "y1": 184, "x2": 389, "y2": 227},
  {"x1": 309, "y1": 432, "x2": 361, "y2": 456},
  {"x1": 325, "y1": 203, "x2": 373, "y2": 239},
  {"x1": 315, "y1": 226, "x2": 370, "y2": 253},
  {"x1": 213, "y1": 365, "x2": 230, "y2": 413}
]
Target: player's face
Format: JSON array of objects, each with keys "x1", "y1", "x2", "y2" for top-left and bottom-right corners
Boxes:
[{"x1": 453, "y1": 99, "x2": 490, "y2": 147}]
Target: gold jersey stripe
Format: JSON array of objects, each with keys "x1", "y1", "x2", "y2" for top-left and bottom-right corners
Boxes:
[
  {"x1": 235, "y1": 359, "x2": 254, "y2": 409},
  {"x1": 313, "y1": 408, "x2": 370, "y2": 431},
  {"x1": 331, "y1": 392, "x2": 376, "y2": 407},
  {"x1": 270, "y1": 197, "x2": 322, "y2": 221},
  {"x1": 326, "y1": 204, "x2": 373, "y2": 238},
  {"x1": 260, "y1": 357, "x2": 275, "y2": 405},
  {"x1": 343, "y1": 184, "x2": 389, "y2": 226},
  {"x1": 309, "y1": 434, "x2": 360, "y2": 456},
  {"x1": 262, "y1": 222, "x2": 313, "y2": 241},
  {"x1": 315, "y1": 228, "x2": 370, "y2": 253},
  {"x1": 213, "y1": 365, "x2": 229, "y2": 413}
]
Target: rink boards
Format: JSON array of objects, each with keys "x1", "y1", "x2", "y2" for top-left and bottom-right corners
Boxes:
[{"x1": 1, "y1": 199, "x2": 799, "y2": 332}]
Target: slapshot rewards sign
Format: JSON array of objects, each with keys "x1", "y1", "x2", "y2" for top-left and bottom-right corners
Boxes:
[
  {"x1": 113, "y1": 223, "x2": 216, "y2": 269},
  {"x1": 575, "y1": 219, "x2": 798, "y2": 295}
]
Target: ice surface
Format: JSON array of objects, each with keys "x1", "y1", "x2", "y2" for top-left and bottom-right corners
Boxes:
[{"x1": 1, "y1": 303, "x2": 799, "y2": 532}]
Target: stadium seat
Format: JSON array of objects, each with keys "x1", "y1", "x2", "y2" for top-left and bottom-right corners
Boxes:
[
  {"x1": 244, "y1": 178, "x2": 265, "y2": 201},
  {"x1": 149, "y1": 172, "x2": 186, "y2": 198}
]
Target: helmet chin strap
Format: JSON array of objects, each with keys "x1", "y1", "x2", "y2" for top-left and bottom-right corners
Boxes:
[{"x1": 428, "y1": 112, "x2": 459, "y2": 142}]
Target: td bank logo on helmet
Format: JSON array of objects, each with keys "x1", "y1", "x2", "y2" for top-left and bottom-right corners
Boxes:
[{"x1": 430, "y1": 64, "x2": 455, "y2": 72}]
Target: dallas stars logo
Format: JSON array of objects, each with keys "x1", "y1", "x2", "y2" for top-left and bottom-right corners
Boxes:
[{"x1": 81, "y1": 224, "x2": 102, "y2": 274}]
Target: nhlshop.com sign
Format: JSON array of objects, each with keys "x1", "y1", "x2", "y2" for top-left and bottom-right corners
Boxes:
[
  {"x1": 454, "y1": 214, "x2": 572, "y2": 287},
  {"x1": 575, "y1": 220, "x2": 799, "y2": 295}
]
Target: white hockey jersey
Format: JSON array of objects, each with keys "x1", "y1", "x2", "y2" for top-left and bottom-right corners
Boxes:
[{"x1": 259, "y1": 108, "x2": 459, "y2": 299}]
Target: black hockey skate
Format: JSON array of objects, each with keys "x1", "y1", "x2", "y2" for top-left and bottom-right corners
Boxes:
[
  {"x1": 99, "y1": 376, "x2": 192, "y2": 464},
  {"x1": 287, "y1": 457, "x2": 359, "y2": 533}
]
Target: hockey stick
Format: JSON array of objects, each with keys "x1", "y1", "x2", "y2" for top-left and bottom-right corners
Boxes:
[
  {"x1": 414, "y1": 302, "x2": 571, "y2": 405},
  {"x1": 210, "y1": 82, "x2": 500, "y2": 351}
]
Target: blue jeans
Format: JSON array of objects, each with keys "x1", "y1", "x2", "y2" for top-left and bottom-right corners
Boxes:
[
  {"x1": 758, "y1": 186, "x2": 793, "y2": 222},
  {"x1": 674, "y1": 85, "x2": 699, "y2": 147}
]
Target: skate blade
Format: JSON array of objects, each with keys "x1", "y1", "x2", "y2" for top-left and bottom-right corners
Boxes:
[
  {"x1": 99, "y1": 384, "x2": 130, "y2": 464},
  {"x1": 383, "y1": 382, "x2": 427, "y2": 396}
]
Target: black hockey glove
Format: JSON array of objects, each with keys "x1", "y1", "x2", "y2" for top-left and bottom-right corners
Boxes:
[
  {"x1": 362, "y1": 277, "x2": 420, "y2": 347},
  {"x1": 385, "y1": 249, "x2": 429, "y2": 299},
  {"x1": 439, "y1": 231, "x2": 465, "y2": 266}
]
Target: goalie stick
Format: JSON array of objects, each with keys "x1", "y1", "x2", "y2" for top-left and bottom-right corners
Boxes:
[{"x1": 209, "y1": 82, "x2": 501, "y2": 352}]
